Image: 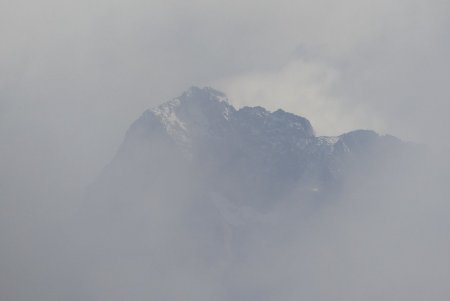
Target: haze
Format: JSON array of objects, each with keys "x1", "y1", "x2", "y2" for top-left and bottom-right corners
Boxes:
[{"x1": 1, "y1": 0, "x2": 450, "y2": 300}]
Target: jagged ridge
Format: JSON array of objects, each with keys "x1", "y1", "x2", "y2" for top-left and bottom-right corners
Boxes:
[{"x1": 101, "y1": 86, "x2": 404, "y2": 207}]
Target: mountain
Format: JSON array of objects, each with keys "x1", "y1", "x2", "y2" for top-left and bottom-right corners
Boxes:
[
  {"x1": 79, "y1": 86, "x2": 436, "y2": 301},
  {"x1": 88, "y1": 86, "x2": 407, "y2": 209}
]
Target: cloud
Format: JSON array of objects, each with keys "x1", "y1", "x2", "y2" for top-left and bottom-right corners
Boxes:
[
  {"x1": 216, "y1": 57, "x2": 385, "y2": 136},
  {"x1": 1, "y1": 0, "x2": 450, "y2": 299}
]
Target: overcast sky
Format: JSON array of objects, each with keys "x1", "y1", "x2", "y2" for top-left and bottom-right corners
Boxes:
[
  {"x1": 1, "y1": 0, "x2": 449, "y2": 205},
  {"x1": 1, "y1": 1, "x2": 450, "y2": 299}
]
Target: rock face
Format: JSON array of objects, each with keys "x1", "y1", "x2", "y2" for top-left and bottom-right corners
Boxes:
[
  {"x1": 80, "y1": 87, "x2": 429, "y2": 301},
  {"x1": 89, "y1": 86, "x2": 406, "y2": 209}
]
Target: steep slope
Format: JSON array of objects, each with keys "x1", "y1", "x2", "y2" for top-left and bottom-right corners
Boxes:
[
  {"x1": 88, "y1": 86, "x2": 407, "y2": 210},
  {"x1": 78, "y1": 87, "x2": 435, "y2": 301}
]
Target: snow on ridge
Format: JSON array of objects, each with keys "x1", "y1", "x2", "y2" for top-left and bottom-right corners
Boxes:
[
  {"x1": 181, "y1": 86, "x2": 230, "y2": 105},
  {"x1": 151, "y1": 98, "x2": 186, "y2": 130},
  {"x1": 316, "y1": 136, "x2": 340, "y2": 146},
  {"x1": 223, "y1": 106, "x2": 232, "y2": 120},
  {"x1": 150, "y1": 98, "x2": 191, "y2": 150},
  {"x1": 143, "y1": 87, "x2": 384, "y2": 159},
  {"x1": 145, "y1": 87, "x2": 318, "y2": 151}
]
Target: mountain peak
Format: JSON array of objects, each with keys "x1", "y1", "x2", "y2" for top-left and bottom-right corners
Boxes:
[
  {"x1": 134, "y1": 87, "x2": 318, "y2": 153},
  {"x1": 179, "y1": 86, "x2": 229, "y2": 104},
  {"x1": 97, "y1": 87, "x2": 408, "y2": 211},
  {"x1": 149, "y1": 86, "x2": 233, "y2": 122}
]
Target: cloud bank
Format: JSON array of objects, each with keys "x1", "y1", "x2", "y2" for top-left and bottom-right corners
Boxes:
[{"x1": 1, "y1": 0, "x2": 450, "y2": 299}]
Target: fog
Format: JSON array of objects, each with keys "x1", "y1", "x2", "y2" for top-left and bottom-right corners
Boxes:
[{"x1": 1, "y1": 0, "x2": 450, "y2": 300}]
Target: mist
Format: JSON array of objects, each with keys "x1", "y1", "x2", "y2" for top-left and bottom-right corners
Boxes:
[
  {"x1": 1, "y1": 0, "x2": 450, "y2": 300},
  {"x1": 64, "y1": 129, "x2": 450, "y2": 300}
]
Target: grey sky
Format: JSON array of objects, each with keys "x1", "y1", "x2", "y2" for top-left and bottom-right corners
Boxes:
[
  {"x1": 2, "y1": 0, "x2": 449, "y2": 159},
  {"x1": 1, "y1": 0, "x2": 450, "y2": 299},
  {"x1": 1, "y1": 0, "x2": 449, "y2": 215}
]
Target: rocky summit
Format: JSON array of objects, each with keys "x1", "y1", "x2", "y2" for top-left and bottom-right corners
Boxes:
[{"x1": 89, "y1": 86, "x2": 407, "y2": 208}]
